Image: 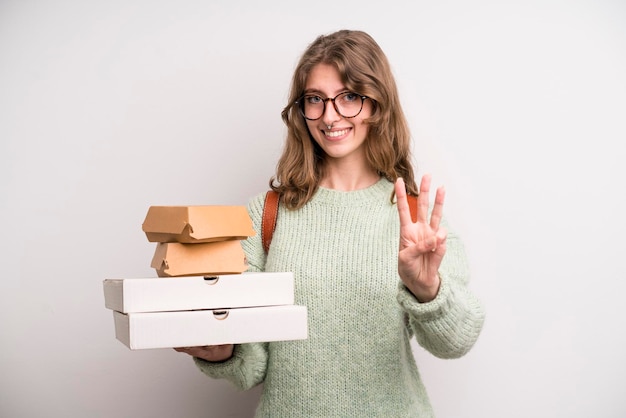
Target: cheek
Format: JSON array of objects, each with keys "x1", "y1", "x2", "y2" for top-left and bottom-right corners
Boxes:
[
  {"x1": 361, "y1": 100, "x2": 374, "y2": 119},
  {"x1": 356, "y1": 102, "x2": 374, "y2": 130},
  {"x1": 305, "y1": 120, "x2": 319, "y2": 140},
  {"x1": 354, "y1": 117, "x2": 370, "y2": 136},
  {"x1": 304, "y1": 121, "x2": 324, "y2": 147}
]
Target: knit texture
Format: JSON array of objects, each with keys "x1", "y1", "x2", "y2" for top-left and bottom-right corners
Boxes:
[{"x1": 194, "y1": 178, "x2": 485, "y2": 417}]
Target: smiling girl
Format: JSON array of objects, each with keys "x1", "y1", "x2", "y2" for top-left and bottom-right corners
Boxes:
[{"x1": 176, "y1": 29, "x2": 485, "y2": 417}]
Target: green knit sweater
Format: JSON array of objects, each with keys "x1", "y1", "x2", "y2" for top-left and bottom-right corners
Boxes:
[{"x1": 194, "y1": 178, "x2": 485, "y2": 417}]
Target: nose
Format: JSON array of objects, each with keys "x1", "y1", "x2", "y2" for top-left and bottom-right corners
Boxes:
[{"x1": 322, "y1": 98, "x2": 341, "y2": 127}]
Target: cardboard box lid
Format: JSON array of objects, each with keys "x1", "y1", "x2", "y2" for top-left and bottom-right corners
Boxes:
[
  {"x1": 142, "y1": 205, "x2": 256, "y2": 243},
  {"x1": 102, "y1": 272, "x2": 295, "y2": 313},
  {"x1": 150, "y1": 240, "x2": 248, "y2": 277}
]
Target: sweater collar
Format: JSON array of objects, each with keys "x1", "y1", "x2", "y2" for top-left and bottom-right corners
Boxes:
[{"x1": 311, "y1": 177, "x2": 394, "y2": 206}]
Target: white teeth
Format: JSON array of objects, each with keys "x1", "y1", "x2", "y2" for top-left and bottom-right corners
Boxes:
[{"x1": 325, "y1": 129, "x2": 349, "y2": 138}]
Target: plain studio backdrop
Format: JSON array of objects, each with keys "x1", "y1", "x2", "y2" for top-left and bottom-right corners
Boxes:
[{"x1": 1, "y1": 0, "x2": 625, "y2": 417}]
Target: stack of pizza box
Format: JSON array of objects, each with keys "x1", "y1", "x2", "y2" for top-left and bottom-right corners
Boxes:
[{"x1": 103, "y1": 205, "x2": 308, "y2": 350}]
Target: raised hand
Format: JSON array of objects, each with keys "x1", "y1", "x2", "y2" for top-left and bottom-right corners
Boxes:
[{"x1": 395, "y1": 175, "x2": 447, "y2": 302}]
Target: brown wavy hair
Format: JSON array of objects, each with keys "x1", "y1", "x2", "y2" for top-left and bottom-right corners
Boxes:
[{"x1": 271, "y1": 29, "x2": 418, "y2": 209}]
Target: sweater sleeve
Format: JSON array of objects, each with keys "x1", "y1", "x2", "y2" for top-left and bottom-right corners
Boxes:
[
  {"x1": 240, "y1": 191, "x2": 269, "y2": 274},
  {"x1": 190, "y1": 192, "x2": 270, "y2": 389},
  {"x1": 396, "y1": 219, "x2": 485, "y2": 359},
  {"x1": 193, "y1": 343, "x2": 269, "y2": 390}
]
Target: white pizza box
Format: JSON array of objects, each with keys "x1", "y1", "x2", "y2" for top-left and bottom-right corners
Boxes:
[
  {"x1": 103, "y1": 272, "x2": 294, "y2": 313},
  {"x1": 113, "y1": 305, "x2": 308, "y2": 350}
]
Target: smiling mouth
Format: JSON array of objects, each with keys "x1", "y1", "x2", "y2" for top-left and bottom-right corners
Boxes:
[{"x1": 324, "y1": 128, "x2": 350, "y2": 138}]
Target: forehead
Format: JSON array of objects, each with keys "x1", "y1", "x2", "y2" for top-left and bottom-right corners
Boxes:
[{"x1": 305, "y1": 64, "x2": 345, "y2": 95}]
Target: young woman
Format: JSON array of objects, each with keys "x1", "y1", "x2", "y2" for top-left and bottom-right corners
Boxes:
[{"x1": 176, "y1": 29, "x2": 485, "y2": 417}]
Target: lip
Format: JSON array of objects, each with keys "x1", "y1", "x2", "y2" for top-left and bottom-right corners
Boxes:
[{"x1": 322, "y1": 127, "x2": 351, "y2": 140}]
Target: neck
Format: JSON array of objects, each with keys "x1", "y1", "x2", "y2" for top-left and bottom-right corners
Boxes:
[{"x1": 319, "y1": 161, "x2": 381, "y2": 191}]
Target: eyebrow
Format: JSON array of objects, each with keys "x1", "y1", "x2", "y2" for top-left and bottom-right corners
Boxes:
[{"x1": 303, "y1": 88, "x2": 350, "y2": 97}]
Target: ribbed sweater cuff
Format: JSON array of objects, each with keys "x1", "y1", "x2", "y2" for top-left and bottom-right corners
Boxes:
[
  {"x1": 193, "y1": 343, "x2": 267, "y2": 390},
  {"x1": 397, "y1": 275, "x2": 485, "y2": 358},
  {"x1": 396, "y1": 275, "x2": 452, "y2": 320}
]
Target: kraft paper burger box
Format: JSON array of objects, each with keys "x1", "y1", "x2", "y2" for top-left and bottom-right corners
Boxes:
[
  {"x1": 142, "y1": 205, "x2": 255, "y2": 243},
  {"x1": 151, "y1": 240, "x2": 248, "y2": 277},
  {"x1": 103, "y1": 272, "x2": 295, "y2": 313},
  {"x1": 113, "y1": 305, "x2": 308, "y2": 350}
]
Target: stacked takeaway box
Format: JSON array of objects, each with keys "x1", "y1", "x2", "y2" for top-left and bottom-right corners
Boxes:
[{"x1": 103, "y1": 205, "x2": 308, "y2": 350}]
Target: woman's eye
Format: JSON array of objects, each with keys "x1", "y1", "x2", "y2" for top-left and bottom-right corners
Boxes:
[
  {"x1": 306, "y1": 95, "x2": 323, "y2": 104},
  {"x1": 342, "y1": 92, "x2": 358, "y2": 102}
]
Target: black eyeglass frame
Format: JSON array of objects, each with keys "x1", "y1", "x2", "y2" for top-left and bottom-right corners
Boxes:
[{"x1": 294, "y1": 92, "x2": 370, "y2": 120}]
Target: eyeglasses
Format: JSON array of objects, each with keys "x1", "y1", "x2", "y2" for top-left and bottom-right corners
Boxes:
[{"x1": 295, "y1": 92, "x2": 369, "y2": 120}]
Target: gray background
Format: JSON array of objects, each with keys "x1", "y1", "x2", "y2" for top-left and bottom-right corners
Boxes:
[{"x1": 2, "y1": 0, "x2": 625, "y2": 417}]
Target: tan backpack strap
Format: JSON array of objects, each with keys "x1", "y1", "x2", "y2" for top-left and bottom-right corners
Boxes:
[
  {"x1": 261, "y1": 190, "x2": 280, "y2": 254},
  {"x1": 407, "y1": 194, "x2": 418, "y2": 223}
]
